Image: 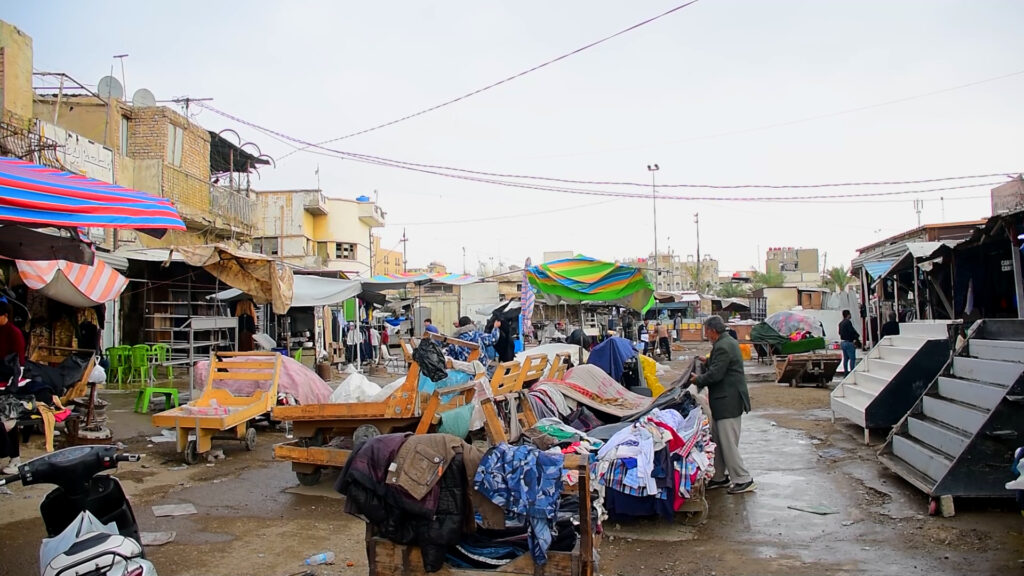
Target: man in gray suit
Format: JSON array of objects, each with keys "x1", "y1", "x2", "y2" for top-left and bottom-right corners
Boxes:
[{"x1": 691, "y1": 315, "x2": 756, "y2": 494}]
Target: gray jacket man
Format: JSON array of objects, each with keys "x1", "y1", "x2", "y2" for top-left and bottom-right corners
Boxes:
[{"x1": 691, "y1": 315, "x2": 756, "y2": 494}]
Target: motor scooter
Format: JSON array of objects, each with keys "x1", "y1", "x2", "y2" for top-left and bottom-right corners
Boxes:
[{"x1": 0, "y1": 445, "x2": 156, "y2": 576}]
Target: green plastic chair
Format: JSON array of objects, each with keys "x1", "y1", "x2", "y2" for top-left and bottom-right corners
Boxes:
[
  {"x1": 134, "y1": 382, "x2": 179, "y2": 414},
  {"x1": 128, "y1": 344, "x2": 151, "y2": 385},
  {"x1": 293, "y1": 348, "x2": 302, "y2": 362},
  {"x1": 149, "y1": 343, "x2": 173, "y2": 380},
  {"x1": 105, "y1": 346, "x2": 130, "y2": 388}
]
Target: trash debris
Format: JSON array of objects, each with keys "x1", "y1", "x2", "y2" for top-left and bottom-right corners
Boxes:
[
  {"x1": 787, "y1": 504, "x2": 839, "y2": 515},
  {"x1": 149, "y1": 430, "x2": 177, "y2": 444},
  {"x1": 841, "y1": 520, "x2": 855, "y2": 526},
  {"x1": 140, "y1": 531, "x2": 176, "y2": 546},
  {"x1": 304, "y1": 551, "x2": 335, "y2": 565},
  {"x1": 152, "y1": 503, "x2": 198, "y2": 517},
  {"x1": 168, "y1": 465, "x2": 187, "y2": 471},
  {"x1": 206, "y1": 463, "x2": 215, "y2": 467},
  {"x1": 817, "y1": 448, "x2": 846, "y2": 460},
  {"x1": 0, "y1": 486, "x2": 12, "y2": 495},
  {"x1": 116, "y1": 442, "x2": 126, "y2": 449},
  {"x1": 207, "y1": 449, "x2": 225, "y2": 461}
]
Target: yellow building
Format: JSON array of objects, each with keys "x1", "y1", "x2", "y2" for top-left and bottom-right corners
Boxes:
[{"x1": 372, "y1": 235, "x2": 404, "y2": 276}]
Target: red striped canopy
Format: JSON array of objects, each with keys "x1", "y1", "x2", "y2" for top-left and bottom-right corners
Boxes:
[
  {"x1": 0, "y1": 156, "x2": 186, "y2": 235},
  {"x1": 16, "y1": 257, "x2": 128, "y2": 307}
]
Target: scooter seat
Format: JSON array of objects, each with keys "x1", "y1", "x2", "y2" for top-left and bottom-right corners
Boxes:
[{"x1": 43, "y1": 531, "x2": 142, "y2": 576}]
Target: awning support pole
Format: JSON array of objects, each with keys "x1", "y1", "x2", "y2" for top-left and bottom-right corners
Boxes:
[
  {"x1": 861, "y1": 268, "x2": 875, "y2": 347},
  {"x1": 1009, "y1": 223, "x2": 1024, "y2": 320},
  {"x1": 913, "y1": 262, "x2": 921, "y2": 321}
]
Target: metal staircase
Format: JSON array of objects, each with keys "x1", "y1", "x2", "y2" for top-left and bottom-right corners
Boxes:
[
  {"x1": 831, "y1": 321, "x2": 956, "y2": 443},
  {"x1": 878, "y1": 319, "x2": 1024, "y2": 500}
]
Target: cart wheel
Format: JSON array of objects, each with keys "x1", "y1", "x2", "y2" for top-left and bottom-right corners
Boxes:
[
  {"x1": 353, "y1": 424, "x2": 381, "y2": 446},
  {"x1": 682, "y1": 498, "x2": 709, "y2": 526},
  {"x1": 184, "y1": 440, "x2": 199, "y2": 466},
  {"x1": 245, "y1": 427, "x2": 257, "y2": 451},
  {"x1": 296, "y1": 468, "x2": 322, "y2": 486}
]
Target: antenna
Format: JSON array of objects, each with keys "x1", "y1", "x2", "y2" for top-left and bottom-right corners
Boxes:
[
  {"x1": 113, "y1": 54, "x2": 129, "y2": 98},
  {"x1": 97, "y1": 76, "x2": 124, "y2": 100},
  {"x1": 131, "y1": 88, "x2": 156, "y2": 107},
  {"x1": 913, "y1": 198, "x2": 924, "y2": 227},
  {"x1": 400, "y1": 228, "x2": 409, "y2": 273},
  {"x1": 169, "y1": 97, "x2": 213, "y2": 117}
]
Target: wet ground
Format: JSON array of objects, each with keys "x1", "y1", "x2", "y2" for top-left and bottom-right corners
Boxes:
[{"x1": 2, "y1": 357, "x2": 1022, "y2": 576}]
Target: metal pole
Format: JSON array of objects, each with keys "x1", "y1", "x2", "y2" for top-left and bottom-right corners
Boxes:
[
  {"x1": 861, "y1": 268, "x2": 875, "y2": 347},
  {"x1": 647, "y1": 164, "x2": 660, "y2": 285},
  {"x1": 913, "y1": 262, "x2": 921, "y2": 321},
  {"x1": 694, "y1": 213, "x2": 701, "y2": 292},
  {"x1": 1009, "y1": 223, "x2": 1024, "y2": 319}
]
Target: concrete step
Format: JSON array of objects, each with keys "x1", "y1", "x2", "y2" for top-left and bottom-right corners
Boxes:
[
  {"x1": 922, "y1": 395, "x2": 988, "y2": 434},
  {"x1": 899, "y1": 322, "x2": 954, "y2": 340},
  {"x1": 831, "y1": 394, "x2": 867, "y2": 428},
  {"x1": 892, "y1": 435, "x2": 949, "y2": 488},
  {"x1": 936, "y1": 376, "x2": 1007, "y2": 410},
  {"x1": 888, "y1": 335, "x2": 930, "y2": 349},
  {"x1": 877, "y1": 345, "x2": 918, "y2": 363},
  {"x1": 834, "y1": 381, "x2": 878, "y2": 408},
  {"x1": 968, "y1": 339, "x2": 1024, "y2": 363},
  {"x1": 952, "y1": 356, "x2": 1024, "y2": 387},
  {"x1": 853, "y1": 371, "x2": 889, "y2": 394},
  {"x1": 868, "y1": 358, "x2": 904, "y2": 379},
  {"x1": 907, "y1": 416, "x2": 971, "y2": 458},
  {"x1": 878, "y1": 451, "x2": 939, "y2": 495}
]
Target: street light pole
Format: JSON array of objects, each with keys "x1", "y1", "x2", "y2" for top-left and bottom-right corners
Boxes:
[
  {"x1": 647, "y1": 164, "x2": 660, "y2": 285},
  {"x1": 694, "y1": 212, "x2": 701, "y2": 292}
]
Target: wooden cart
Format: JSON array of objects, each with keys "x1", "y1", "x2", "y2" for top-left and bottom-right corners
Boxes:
[
  {"x1": 30, "y1": 346, "x2": 96, "y2": 406},
  {"x1": 272, "y1": 333, "x2": 484, "y2": 486},
  {"x1": 774, "y1": 350, "x2": 841, "y2": 387},
  {"x1": 151, "y1": 351, "x2": 282, "y2": 464},
  {"x1": 366, "y1": 452, "x2": 597, "y2": 576}
]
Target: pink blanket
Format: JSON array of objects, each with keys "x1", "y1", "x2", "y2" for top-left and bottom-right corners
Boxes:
[
  {"x1": 192, "y1": 355, "x2": 332, "y2": 406},
  {"x1": 540, "y1": 364, "x2": 655, "y2": 418}
]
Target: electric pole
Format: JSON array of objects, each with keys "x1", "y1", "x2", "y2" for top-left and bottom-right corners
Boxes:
[
  {"x1": 647, "y1": 164, "x2": 660, "y2": 284},
  {"x1": 400, "y1": 228, "x2": 408, "y2": 273},
  {"x1": 694, "y1": 213, "x2": 701, "y2": 292}
]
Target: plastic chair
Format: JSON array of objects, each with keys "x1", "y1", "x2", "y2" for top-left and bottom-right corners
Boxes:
[
  {"x1": 149, "y1": 343, "x2": 173, "y2": 380},
  {"x1": 105, "y1": 346, "x2": 130, "y2": 388},
  {"x1": 293, "y1": 348, "x2": 302, "y2": 362},
  {"x1": 134, "y1": 383, "x2": 179, "y2": 414},
  {"x1": 128, "y1": 344, "x2": 151, "y2": 385}
]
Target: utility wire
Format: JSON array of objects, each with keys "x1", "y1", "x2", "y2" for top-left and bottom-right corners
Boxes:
[{"x1": 278, "y1": 0, "x2": 703, "y2": 157}]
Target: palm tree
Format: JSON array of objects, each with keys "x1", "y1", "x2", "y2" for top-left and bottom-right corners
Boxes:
[
  {"x1": 751, "y1": 270, "x2": 785, "y2": 289},
  {"x1": 716, "y1": 282, "x2": 747, "y2": 298},
  {"x1": 822, "y1": 266, "x2": 854, "y2": 291}
]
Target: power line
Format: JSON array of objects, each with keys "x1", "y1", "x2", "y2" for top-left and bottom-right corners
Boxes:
[
  {"x1": 278, "y1": 0, "x2": 703, "y2": 157},
  {"x1": 390, "y1": 198, "x2": 622, "y2": 226}
]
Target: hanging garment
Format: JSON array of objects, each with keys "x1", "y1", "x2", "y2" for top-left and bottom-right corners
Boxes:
[{"x1": 474, "y1": 443, "x2": 564, "y2": 565}]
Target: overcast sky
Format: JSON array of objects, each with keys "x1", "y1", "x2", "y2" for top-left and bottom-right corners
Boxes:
[{"x1": 10, "y1": 1, "x2": 1024, "y2": 276}]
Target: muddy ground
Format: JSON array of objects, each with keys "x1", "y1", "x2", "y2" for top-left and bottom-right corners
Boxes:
[{"x1": 1, "y1": 358, "x2": 1022, "y2": 576}]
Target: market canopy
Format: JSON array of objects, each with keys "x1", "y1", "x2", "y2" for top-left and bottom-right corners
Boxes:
[
  {"x1": 16, "y1": 256, "x2": 128, "y2": 307},
  {"x1": 209, "y1": 274, "x2": 363, "y2": 309},
  {"x1": 0, "y1": 225, "x2": 95, "y2": 264},
  {"x1": 360, "y1": 271, "x2": 479, "y2": 292},
  {"x1": 0, "y1": 157, "x2": 186, "y2": 236},
  {"x1": 176, "y1": 244, "x2": 294, "y2": 315},
  {"x1": 526, "y1": 255, "x2": 654, "y2": 312}
]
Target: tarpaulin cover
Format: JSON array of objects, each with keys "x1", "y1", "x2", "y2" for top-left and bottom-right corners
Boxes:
[
  {"x1": 587, "y1": 336, "x2": 638, "y2": 382},
  {"x1": 526, "y1": 256, "x2": 654, "y2": 312},
  {"x1": 863, "y1": 260, "x2": 897, "y2": 280},
  {"x1": 193, "y1": 354, "x2": 331, "y2": 406},
  {"x1": 16, "y1": 256, "x2": 128, "y2": 307},
  {"x1": 0, "y1": 156, "x2": 185, "y2": 235},
  {"x1": 360, "y1": 272, "x2": 479, "y2": 292},
  {"x1": 176, "y1": 244, "x2": 294, "y2": 315},
  {"x1": 210, "y1": 274, "x2": 362, "y2": 308},
  {"x1": 749, "y1": 322, "x2": 790, "y2": 346},
  {"x1": 539, "y1": 364, "x2": 654, "y2": 418},
  {"x1": 764, "y1": 310, "x2": 824, "y2": 337}
]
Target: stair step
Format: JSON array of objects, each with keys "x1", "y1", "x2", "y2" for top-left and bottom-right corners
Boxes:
[
  {"x1": 968, "y1": 339, "x2": 1024, "y2": 363},
  {"x1": 888, "y1": 336, "x2": 930, "y2": 349},
  {"x1": 907, "y1": 416, "x2": 970, "y2": 458},
  {"x1": 937, "y1": 376, "x2": 1007, "y2": 410},
  {"x1": 892, "y1": 435, "x2": 950, "y2": 485},
  {"x1": 952, "y1": 356, "x2": 1024, "y2": 387},
  {"x1": 868, "y1": 358, "x2": 904, "y2": 378},
  {"x1": 878, "y1": 452, "x2": 939, "y2": 495},
  {"x1": 877, "y1": 345, "x2": 917, "y2": 363},
  {"x1": 922, "y1": 396, "x2": 988, "y2": 434},
  {"x1": 899, "y1": 322, "x2": 954, "y2": 339},
  {"x1": 830, "y1": 394, "x2": 867, "y2": 428},
  {"x1": 853, "y1": 371, "x2": 889, "y2": 394},
  {"x1": 835, "y1": 382, "x2": 878, "y2": 406}
]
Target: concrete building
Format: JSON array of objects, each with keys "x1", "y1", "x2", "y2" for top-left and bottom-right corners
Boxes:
[
  {"x1": 372, "y1": 235, "x2": 404, "y2": 276},
  {"x1": 252, "y1": 190, "x2": 385, "y2": 276},
  {"x1": 542, "y1": 250, "x2": 574, "y2": 263},
  {"x1": 766, "y1": 247, "x2": 820, "y2": 288},
  {"x1": 991, "y1": 177, "x2": 1024, "y2": 216},
  {"x1": 622, "y1": 252, "x2": 719, "y2": 293}
]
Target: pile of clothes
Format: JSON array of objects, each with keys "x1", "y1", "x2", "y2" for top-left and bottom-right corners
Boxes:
[
  {"x1": 336, "y1": 433, "x2": 579, "y2": 572},
  {"x1": 594, "y1": 399, "x2": 715, "y2": 522}
]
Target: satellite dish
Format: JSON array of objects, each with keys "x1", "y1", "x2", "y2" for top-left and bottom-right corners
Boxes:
[
  {"x1": 97, "y1": 76, "x2": 124, "y2": 100},
  {"x1": 131, "y1": 88, "x2": 156, "y2": 107}
]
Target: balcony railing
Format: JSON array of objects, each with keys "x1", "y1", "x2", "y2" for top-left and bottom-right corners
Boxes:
[{"x1": 210, "y1": 185, "x2": 257, "y2": 230}]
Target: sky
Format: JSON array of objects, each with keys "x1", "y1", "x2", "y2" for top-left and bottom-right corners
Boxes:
[{"x1": 9, "y1": 1, "x2": 1024, "y2": 276}]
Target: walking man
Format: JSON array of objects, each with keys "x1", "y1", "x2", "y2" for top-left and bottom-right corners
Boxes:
[
  {"x1": 691, "y1": 315, "x2": 755, "y2": 494},
  {"x1": 838, "y1": 309, "x2": 860, "y2": 374}
]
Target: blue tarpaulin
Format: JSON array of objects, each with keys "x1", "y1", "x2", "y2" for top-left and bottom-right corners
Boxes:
[
  {"x1": 864, "y1": 260, "x2": 896, "y2": 280},
  {"x1": 587, "y1": 337, "x2": 638, "y2": 382}
]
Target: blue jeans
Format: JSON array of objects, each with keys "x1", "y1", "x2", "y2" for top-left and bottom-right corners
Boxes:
[{"x1": 841, "y1": 341, "x2": 857, "y2": 373}]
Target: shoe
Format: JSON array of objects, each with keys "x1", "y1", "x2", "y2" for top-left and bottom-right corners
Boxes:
[
  {"x1": 1006, "y1": 476, "x2": 1024, "y2": 490},
  {"x1": 2, "y1": 457, "x2": 20, "y2": 475},
  {"x1": 727, "y1": 480, "x2": 757, "y2": 494},
  {"x1": 706, "y1": 477, "x2": 731, "y2": 490}
]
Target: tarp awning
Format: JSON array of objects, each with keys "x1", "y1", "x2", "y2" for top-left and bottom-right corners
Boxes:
[
  {"x1": 863, "y1": 259, "x2": 897, "y2": 280},
  {"x1": 0, "y1": 156, "x2": 185, "y2": 236},
  {"x1": 360, "y1": 272, "x2": 479, "y2": 292},
  {"x1": 16, "y1": 256, "x2": 128, "y2": 307},
  {"x1": 176, "y1": 244, "x2": 294, "y2": 314},
  {"x1": 653, "y1": 291, "x2": 701, "y2": 303},
  {"x1": 210, "y1": 274, "x2": 362, "y2": 309},
  {"x1": 526, "y1": 256, "x2": 654, "y2": 312}
]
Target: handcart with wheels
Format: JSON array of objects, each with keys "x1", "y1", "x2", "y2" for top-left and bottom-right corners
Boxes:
[
  {"x1": 151, "y1": 351, "x2": 282, "y2": 464},
  {"x1": 775, "y1": 350, "x2": 841, "y2": 387}
]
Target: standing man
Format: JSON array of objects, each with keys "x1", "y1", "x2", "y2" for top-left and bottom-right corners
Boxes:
[
  {"x1": 673, "y1": 313, "x2": 682, "y2": 342},
  {"x1": 423, "y1": 318, "x2": 439, "y2": 335},
  {"x1": 838, "y1": 309, "x2": 860, "y2": 374},
  {"x1": 656, "y1": 321, "x2": 672, "y2": 360},
  {"x1": 690, "y1": 316, "x2": 755, "y2": 494}
]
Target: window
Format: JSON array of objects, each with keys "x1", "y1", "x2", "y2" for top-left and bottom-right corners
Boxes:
[
  {"x1": 166, "y1": 125, "x2": 184, "y2": 166},
  {"x1": 120, "y1": 116, "x2": 129, "y2": 154},
  {"x1": 264, "y1": 237, "x2": 279, "y2": 256},
  {"x1": 335, "y1": 242, "x2": 356, "y2": 260},
  {"x1": 251, "y1": 238, "x2": 262, "y2": 254}
]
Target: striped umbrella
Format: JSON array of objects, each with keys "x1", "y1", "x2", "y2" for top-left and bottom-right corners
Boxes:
[
  {"x1": 16, "y1": 256, "x2": 128, "y2": 308},
  {"x1": 526, "y1": 255, "x2": 655, "y2": 312},
  {"x1": 0, "y1": 156, "x2": 186, "y2": 234},
  {"x1": 520, "y1": 258, "x2": 535, "y2": 339}
]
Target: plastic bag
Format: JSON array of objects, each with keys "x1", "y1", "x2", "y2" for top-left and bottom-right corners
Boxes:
[
  {"x1": 88, "y1": 364, "x2": 106, "y2": 384},
  {"x1": 412, "y1": 339, "x2": 447, "y2": 382},
  {"x1": 329, "y1": 373, "x2": 382, "y2": 403}
]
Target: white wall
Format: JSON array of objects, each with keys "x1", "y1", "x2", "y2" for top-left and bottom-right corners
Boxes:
[{"x1": 461, "y1": 283, "x2": 501, "y2": 323}]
